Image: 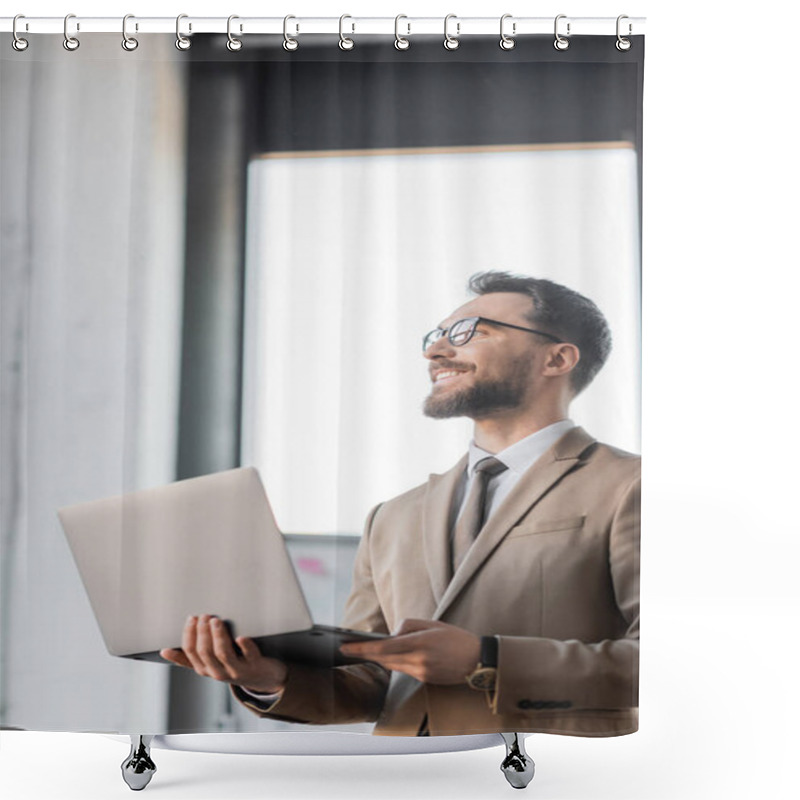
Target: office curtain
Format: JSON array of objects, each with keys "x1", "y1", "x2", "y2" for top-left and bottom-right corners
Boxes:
[
  {"x1": 1, "y1": 35, "x2": 187, "y2": 731},
  {"x1": 1, "y1": 30, "x2": 643, "y2": 734}
]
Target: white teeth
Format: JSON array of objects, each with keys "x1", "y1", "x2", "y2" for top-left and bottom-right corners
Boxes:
[{"x1": 434, "y1": 370, "x2": 462, "y2": 382}]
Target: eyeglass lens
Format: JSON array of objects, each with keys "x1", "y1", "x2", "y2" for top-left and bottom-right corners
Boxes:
[
  {"x1": 423, "y1": 317, "x2": 478, "y2": 351},
  {"x1": 448, "y1": 318, "x2": 477, "y2": 345}
]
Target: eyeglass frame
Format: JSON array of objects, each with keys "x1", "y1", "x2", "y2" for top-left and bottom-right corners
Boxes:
[{"x1": 422, "y1": 316, "x2": 564, "y2": 352}]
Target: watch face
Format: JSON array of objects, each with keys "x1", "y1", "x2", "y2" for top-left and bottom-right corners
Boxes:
[{"x1": 467, "y1": 666, "x2": 497, "y2": 691}]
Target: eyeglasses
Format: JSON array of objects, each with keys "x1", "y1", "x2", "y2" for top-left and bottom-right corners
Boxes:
[{"x1": 422, "y1": 316, "x2": 563, "y2": 352}]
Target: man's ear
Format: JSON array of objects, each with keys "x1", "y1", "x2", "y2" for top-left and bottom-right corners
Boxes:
[{"x1": 542, "y1": 343, "x2": 580, "y2": 377}]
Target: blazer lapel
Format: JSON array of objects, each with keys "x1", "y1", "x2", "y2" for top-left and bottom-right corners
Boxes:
[
  {"x1": 433, "y1": 427, "x2": 597, "y2": 620},
  {"x1": 423, "y1": 454, "x2": 468, "y2": 606}
]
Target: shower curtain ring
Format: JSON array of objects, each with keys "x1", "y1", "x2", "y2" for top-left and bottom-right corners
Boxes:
[
  {"x1": 283, "y1": 15, "x2": 299, "y2": 51},
  {"x1": 283, "y1": 14, "x2": 300, "y2": 50},
  {"x1": 176, "y1": 14, "x2": 192, "y2": 51},
  {"x1": 339, "y1": 14, "x2": 355, "y2": 50},
  {"x1": 227, "y1": 15, "x2": 243, "y2": 51},
  {"x1": 554, "y1": 15, "x2": 570, "y2": 51},
  {"x1": 499, "y1": 14, "x2": 515, "y2": 50},
  {"x1": 12, "y1": 15, "x2": 29, "y2": 51},
  {"x1": 394, "y1": 15, "x2": 410, "y2": 50},
  {"x1": 122, "y1": 14, "x2": 138, "y2": 51},
  {"x1": 63, "y1": 13, "x2": 80, "y2": 51},
  {"x1": 444, "y1": 14, "x2": 460, "y2": 51},
  {"x1": 616, "y1": 15, "x2": 632, "y2": 51}
]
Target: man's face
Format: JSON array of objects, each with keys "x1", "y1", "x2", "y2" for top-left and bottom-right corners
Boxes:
[{"x1": 423, "y1": 292, "x2": 543, "y2": 420}]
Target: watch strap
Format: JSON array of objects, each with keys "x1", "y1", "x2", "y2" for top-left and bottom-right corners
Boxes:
[{"x1": 480, "y1": 635, "x2": 498, "y2": 669}]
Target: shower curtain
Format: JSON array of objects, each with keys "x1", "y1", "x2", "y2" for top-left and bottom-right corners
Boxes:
[{"x1": 0, "y1": 22, "x2": 644, "y2": 738}]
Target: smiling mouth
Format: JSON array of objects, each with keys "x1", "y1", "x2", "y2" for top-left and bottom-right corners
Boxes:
[{"x1": 432, "y1": 368, "x2": 470, "y2": 384}]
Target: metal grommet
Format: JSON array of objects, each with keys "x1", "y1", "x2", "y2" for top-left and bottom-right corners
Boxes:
[
  {"x1": 554, "y1": 14, "x2": 570, "y2": 51},
  {"x1": 283, "y1": 15, "x2": 299, "y2": 51},
  {"x1": 616, "y1": 15, "x2": 632, "y2": 51},
  {"x1": 176, "y1": 13, "x2": 191, "y2": 51},
  {"x1": 63, "y1": 13, "x2": 80, "y2": 51},
  {"x1": 394, "y1": 14, "x2": 410, "y2": 50},
  {"x1": 122, "y1": 14, "x2": 138, "y2": 51},
  {"x1": 443, "y1": 14, "x2": 459, "y2": 51},
  {"x1": 339, "y1": 14, "x2": 354, "y2": 50},
  {"x1": 12, "y1": 14, "x2": 29, "y2": 52},
  {"x1": 226, "y1": 15, "x2": 242, "y2": 51},
  {"x1": 499, "y1": 14, "x2": 515, "y2": 50}
]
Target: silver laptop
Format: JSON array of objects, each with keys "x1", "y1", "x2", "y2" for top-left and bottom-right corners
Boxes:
[{"x1": 57, "y1": 467, "x2": 384, "y2": 666}]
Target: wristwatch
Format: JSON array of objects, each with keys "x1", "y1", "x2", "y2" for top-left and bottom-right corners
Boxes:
[{"x1": 466, "y1": 635, "x2": 498, "y2": 691}]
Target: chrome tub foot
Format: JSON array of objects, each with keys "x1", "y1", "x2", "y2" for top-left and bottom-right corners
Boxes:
[
  {"x1": 121, "y1": 735, "x2": 156, "y2": 791},
  {"x1": 499, "y1": 732, "x2": 535, "y2": 789}
]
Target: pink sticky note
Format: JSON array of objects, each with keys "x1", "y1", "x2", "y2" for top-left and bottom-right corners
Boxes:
[{"x1": 296, "y1": 557, "x2": 326, "y2": 576}]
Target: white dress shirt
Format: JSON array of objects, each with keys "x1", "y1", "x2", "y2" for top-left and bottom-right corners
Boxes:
[{"x1": 450, "y1": 419, "x2": 576, "y2": 530}]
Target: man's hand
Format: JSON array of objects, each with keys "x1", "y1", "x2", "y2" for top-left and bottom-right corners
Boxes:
[
  {"x1": 160, "y1": 614, "x2": 288, "y2": 695},
  {"x1": 339, "y1": 619, "x2": 481, "y2": 685}
]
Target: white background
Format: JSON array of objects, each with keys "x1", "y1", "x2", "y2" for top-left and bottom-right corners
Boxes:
[{"x1": 3, "y1": 1, "x2": 799, "y2": 799}]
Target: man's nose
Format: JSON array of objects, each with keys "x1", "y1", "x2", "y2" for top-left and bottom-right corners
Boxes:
[{"x1": 424, "y1": 334, "x2": 456, "y2": 360}]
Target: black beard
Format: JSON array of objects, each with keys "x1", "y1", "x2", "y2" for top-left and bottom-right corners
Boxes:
[{"x1": 423, "y1": 375, "x2": 527, "y2": 420}]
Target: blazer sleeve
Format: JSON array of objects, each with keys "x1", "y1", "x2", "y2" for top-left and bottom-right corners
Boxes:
[
  {"x1": 491, "y1": 473, "x2": 640, "y2": 715},
  {"x1": 231, "y1": 504, "x2": 391, "y2": 725}
]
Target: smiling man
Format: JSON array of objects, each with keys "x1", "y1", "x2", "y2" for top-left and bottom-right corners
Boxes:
[{"x1": 162, "y1": 271, "x2": 640, "y2": 738}]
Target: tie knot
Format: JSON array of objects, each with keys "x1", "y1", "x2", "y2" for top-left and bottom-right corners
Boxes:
[{"x1": 473, "y1": 456, "x2": 508, "y2": 478}]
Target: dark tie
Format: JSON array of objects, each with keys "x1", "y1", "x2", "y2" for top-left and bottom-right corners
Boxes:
[{"x1": 451, "y1": 456, "x2": 508, "y2": 572}]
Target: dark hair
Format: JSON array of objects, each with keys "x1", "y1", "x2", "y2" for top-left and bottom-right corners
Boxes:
[{"x1": 467, "y1": 271, "x2": 612, "y2": 395}]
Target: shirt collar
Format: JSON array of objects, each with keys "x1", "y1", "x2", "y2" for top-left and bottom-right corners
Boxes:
[{"x1": 467, "y1": 419, "x2": 576, "y2": 477}]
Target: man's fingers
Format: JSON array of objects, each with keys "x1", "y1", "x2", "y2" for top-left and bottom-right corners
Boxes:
[
  {"x1": 210, "y1": 617, "x2": 241, "y2": 667},
  {"x1": 341, "y1": 633, "x2": 423, "y2": 657},
  {"x1": 160, "y1": 648, "x2": 192, "y2": 669},
  {"x1": 356, "y1": 654, "x2": 413, "y2": 669},
  {"x1": 236, "y1": 637, "x2": 262, "y2": 661},
  {"x1": 339, "y1": 640, "x2": 396, "y2": 657},
  {"x1": 181, "y1": 615, "x2": 206, "y2": 673},
  {"x1": 195, "y1": 615, "x2": 227, "y2": 677},
  {"x1": 354, "y1": 653, "x2": 425, "y2": 680},
  {"x1": 393, "y1": 618, "x2": 443, "y2": 636},
  {"x1": 182, "y1": 615, "x2": 197, "y2": 652},
  {"x1": 173, "y1": 615, "x2": 277, "y2": 687}
]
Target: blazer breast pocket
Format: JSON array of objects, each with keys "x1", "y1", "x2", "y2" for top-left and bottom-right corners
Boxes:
[{"x1": 505, "y1": 515, "x2": 586, "y2": 539}]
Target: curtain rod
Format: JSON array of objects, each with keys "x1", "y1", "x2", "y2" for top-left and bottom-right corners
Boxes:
[{"x1": 1, "y1": 16, "x2": 646, "y2": 37}]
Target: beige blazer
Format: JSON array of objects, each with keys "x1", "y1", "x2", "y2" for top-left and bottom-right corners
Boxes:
[{"x1": 234, "y1": 426, "x2": 640, "y2": 737}]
